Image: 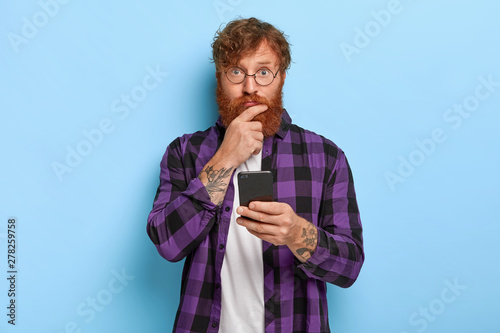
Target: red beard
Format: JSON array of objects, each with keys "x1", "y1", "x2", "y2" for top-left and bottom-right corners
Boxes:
[{"x1": 216, "y1": 82, "x2": 284, "y2": 137}]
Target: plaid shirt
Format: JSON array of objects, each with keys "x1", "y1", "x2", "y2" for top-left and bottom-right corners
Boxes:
[{"x1": 147, "y1": 110, "x2": 364, "y2": 333}]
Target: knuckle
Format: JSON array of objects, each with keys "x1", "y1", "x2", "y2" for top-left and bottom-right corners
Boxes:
[{"x1": 279, "y1": 227, "x2": 288, "y2": 236}]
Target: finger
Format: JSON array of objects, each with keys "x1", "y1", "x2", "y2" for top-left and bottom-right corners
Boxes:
[
  {"x1": 237, "y1": 205, "x2": 274, "y2": 224},
  {"x1": 246, "y1": 228, "x2": 279, "y2": 245},
  {"x1": 251, "y1": 141, "x2": 263, "y2": 155},
  {"x1": 237, "y1": 104, "x2": 268, "y2": 122},
  {"x1": 251, "y1": 130, "x2": 264, "y2": 142},
  {"x1": 237, "y1": 206, "x2": 261, "y2": 221},
  {"x1": 244, "y1": 222, "x2": 284, "y2": 246},
  {"x1": 247, "y1": 229, "x2": 275, "y2": 245},
  {"x1": 237, "y1": 216, "x2": 277, "y2": 235},
  {"x1": 247, "y1": 201, "x2": 285, "y2": 215},
  {"x1": 247, "y1": 121, "x2": 263, "y2": 133}
]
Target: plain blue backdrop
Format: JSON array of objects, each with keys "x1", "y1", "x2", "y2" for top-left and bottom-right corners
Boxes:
[{"x1": 1, "y1": 1, "x2": 499, "y2": 332}]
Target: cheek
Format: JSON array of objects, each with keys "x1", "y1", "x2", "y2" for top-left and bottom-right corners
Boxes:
[
  {"x1": 221, "y1": 80, "x2": 240, "y2": 100},
  {"x1": 263, "y1": 86, "x2": 280, "y2": 99}
]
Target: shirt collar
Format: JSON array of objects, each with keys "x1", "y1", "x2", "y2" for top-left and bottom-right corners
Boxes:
[{"x1": 215, "y1": 109, "x2": 291, "y2": 139}]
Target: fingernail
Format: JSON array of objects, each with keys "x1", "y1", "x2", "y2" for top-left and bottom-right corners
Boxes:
[
  {"x1": 237, "y1": 207, "x2": 243, "y2": 214},
  {"x1": 249, "y1": 203, "x2": 255, "y2": 209}
]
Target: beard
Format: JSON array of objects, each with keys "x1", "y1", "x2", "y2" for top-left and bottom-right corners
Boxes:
[{"x1": 216, "y1": 80, "x2": 284, "y2": 138}]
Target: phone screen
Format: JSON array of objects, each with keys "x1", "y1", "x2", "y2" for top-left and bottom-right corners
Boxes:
[{"x1": 238, "y1": 171, "x2": 273, "y2": 206}]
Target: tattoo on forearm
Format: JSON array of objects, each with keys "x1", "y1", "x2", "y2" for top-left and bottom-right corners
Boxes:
[
  {"x1": 199, "y1": 165, "x2": 234, "y2": 205},
  {"x1": 296, "y1": 223, "x2": 318, "y2": 262},
  {"x1": 296, "y1": 248, "x2": 313, "y2": 259}
]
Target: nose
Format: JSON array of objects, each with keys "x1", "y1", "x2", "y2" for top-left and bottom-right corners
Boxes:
[{"x1": 242, "y1": 75, "x2": 258, "y2": 95}]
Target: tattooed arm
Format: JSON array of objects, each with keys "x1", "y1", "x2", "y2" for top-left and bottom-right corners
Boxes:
[
  {"x1": 198, "y1": 164, "x2": 235, "y2": 206},
  {"x1": 293, "y1": 221, "x2": 319, "y2": 262}
]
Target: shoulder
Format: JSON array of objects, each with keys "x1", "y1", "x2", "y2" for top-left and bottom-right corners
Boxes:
[
  {"x1": 286, "y1": 123, "x2": 345, "y2": 160},
  {"x1": 167, "y1": 125, "x2": 220, "y2": 153},
  {"x1": 160, "y1": 125, "x2": 220, "y2": 171}
]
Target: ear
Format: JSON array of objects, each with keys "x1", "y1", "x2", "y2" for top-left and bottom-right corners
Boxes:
[{"x1": 281, "y1": 71, "x2": 286, "y2": 81}]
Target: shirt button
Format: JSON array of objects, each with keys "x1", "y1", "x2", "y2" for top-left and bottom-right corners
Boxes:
[
  {"x1": 219, "y1": 244, "x2": 225, "y2": 250},
  {"x1": 212, "y1": 321, "x2": 218, "y2": 328},
  {"x1": 215, "y1": 283, "x2": 220, "y2": 289},
  {"x1": 225, "y1": 207, "x2": 230, "y2": 212}
]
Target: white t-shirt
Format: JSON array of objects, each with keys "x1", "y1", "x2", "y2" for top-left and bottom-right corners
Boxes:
[{"x1": 219, "y1": 151, "x2": 264, "y2": 332}]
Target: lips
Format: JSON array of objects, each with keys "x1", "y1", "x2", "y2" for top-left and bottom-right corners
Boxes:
[{"x1": 243, "y1": 101, "x2": 260, "y2": 108}]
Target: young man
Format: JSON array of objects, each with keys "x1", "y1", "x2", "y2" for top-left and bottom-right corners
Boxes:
[{"x1": 147, "y1": 17, "x2": 364, "y2": 332}]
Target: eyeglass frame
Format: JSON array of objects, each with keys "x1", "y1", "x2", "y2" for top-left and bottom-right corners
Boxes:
[{"x1": 223, "y1": 66, "x2": 281, "y2": 86}]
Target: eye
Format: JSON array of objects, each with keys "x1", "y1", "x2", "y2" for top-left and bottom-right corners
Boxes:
[
  {"x1": 230, "y1": 68, "x2": 242, "y2": 76},
  {"x1": 257, "y1": 69, "x2": 271, "y2": 76}
]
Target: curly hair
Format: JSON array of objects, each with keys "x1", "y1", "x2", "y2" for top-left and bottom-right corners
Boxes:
[{"x1": 212, "y1": 17, "x2": 291, "y2": 73}]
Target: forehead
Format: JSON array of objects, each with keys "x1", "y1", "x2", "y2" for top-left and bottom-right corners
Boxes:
[{"x1": 236, "y1": 42, "x2": 280, "y2": 68}]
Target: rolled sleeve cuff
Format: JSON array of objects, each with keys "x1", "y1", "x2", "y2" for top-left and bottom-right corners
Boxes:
[
  {"x1": 183, "y1": 177, "x2": 219, "y2": 212},
  {"x1": 297, "y1": 228, "x2": 334, "y2": 277}
]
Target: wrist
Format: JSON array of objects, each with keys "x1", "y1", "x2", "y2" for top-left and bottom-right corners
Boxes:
[
  {"x1": 289, "y1": 218, "x2": 318, "y2": 263},
  {"x1": 290, "y1": 217, "x2": 308, "y2": 246},
  {"x1": 210, "y1": 150, "x2": 237, "y2": 171},
  {"x1": 197, "y1": 155, "x2": 236, "y2": 206}
]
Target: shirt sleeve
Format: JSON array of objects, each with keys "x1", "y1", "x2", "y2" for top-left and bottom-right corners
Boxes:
[
  {"x1": 298, "y1": 149, "x2": 364, "y2": 288},
  {"x1": 146, "y1": 137, "x2": 219, "y2": 262}
]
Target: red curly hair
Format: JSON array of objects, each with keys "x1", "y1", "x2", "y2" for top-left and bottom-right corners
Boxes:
[{"x1": 212, "y1": 17, "x2": 292, "y2": 73}]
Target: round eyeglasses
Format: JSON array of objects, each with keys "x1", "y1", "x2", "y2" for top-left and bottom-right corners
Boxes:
[{"x1": 224, "y1": 66, "x2": 280, "y2": 86}]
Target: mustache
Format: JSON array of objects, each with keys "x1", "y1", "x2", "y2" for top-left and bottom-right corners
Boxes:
[{"x1": 229, "y1": 94, "x2": 271, "y2": 110}]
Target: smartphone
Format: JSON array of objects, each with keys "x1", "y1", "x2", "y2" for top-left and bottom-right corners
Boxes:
[{"x1": 238, "y1": 171, "x2": 274, "y2": 207}]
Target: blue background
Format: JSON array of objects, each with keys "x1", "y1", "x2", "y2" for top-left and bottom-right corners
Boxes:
[{"x1": 1, "y1": 0, "x2": 499, "y2": 332}]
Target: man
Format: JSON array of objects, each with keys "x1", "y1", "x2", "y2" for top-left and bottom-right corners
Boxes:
[{"x1": 147, "y1": 17, "x2": 364, "y2": 332}]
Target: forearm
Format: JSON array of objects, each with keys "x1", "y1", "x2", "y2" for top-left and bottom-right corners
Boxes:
[
  {"x1": 147, "y1": 137, "x2": 222, "y2": 262},
  {"x1": 197, "y1": 152, "x2": 235, "y2": 206},
  {"x1": 149, "y1": 142, "x2": 238, "y2": 260},
  {"x1": 287, "y1": 217, "x2": 318, "y2": 263},
  {"x1": 284, "y1": 214, "x2": 363, "y2": 285},
  {"x1": 298, "y1": 226, "x2": 364, "y2": 288},
  {"x1": 147, "y1": 177, "x2": 219, "y2": 262}
]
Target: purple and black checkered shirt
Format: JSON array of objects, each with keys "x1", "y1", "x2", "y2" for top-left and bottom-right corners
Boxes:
[{"x1": 147, "y1": 110, "x2": 364, "y2": 332}]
